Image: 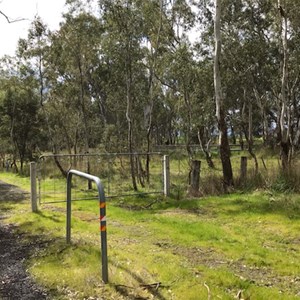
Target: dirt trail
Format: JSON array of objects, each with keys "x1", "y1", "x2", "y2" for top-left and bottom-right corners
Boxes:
[{"x1": 0, "y1": 181, "x2": 49, "y2": 300}]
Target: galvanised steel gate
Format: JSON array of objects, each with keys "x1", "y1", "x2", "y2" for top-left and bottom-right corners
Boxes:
[{"x1": 37, "y1": 152, "x2": 166, "y2": 204}]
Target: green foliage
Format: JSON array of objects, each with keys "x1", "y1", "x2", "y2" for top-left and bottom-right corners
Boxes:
[
  {"x1": 2, "y1": 0, "x2": 300, "y2": 193},
  {"x1": 0, "y1": 76, "x2": 42, "y2": 169}
]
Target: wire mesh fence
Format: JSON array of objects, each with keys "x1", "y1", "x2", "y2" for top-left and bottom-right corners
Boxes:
[
  {"x1": 0, "y1": 147, "x2": 291, "y2": 203},
  {"x1": 37, "y1": 153, "x2": 165, "y2": 204}
]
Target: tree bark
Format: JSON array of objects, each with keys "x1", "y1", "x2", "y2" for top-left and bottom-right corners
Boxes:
[
  {"x1": 125, "y1": 39, "x2": 137, "y2": 191},
  {"x1": 278, "y1": 0, "x2": 290, "y2": 170},
  {"x1": 214, "y1": 0, "x2": 233, "y2": 188},
  {"x1": 145, "y1": 0, "x2": 163, "y2": 184},
  {"x1": 197, "y1": 127, "x2": 215, "y2": 169},
  {"x1": 188, "y1": 160, "x2": 201, "y2": 196},
  {"x1": 242, "y1": 95, "x2": 258, "y2": 174}
]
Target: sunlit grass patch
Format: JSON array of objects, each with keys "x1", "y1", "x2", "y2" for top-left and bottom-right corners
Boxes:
[{"x1": 0, "y1": 172, "x2": 31, "y2": 191}]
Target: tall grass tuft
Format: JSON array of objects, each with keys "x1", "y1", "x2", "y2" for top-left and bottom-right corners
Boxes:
[
  {"x1": 235, "y1": 171, "x2": 267, "y2": 191},
  {"x1": 270, "y1": 166, "x2": 300, "y2": 193},
  {"x1": 200, "y1": 174, "x2": 225, "y2": 195},
  {"x1": 173, "y1": 155, "x2": 300, "y2": 198}
]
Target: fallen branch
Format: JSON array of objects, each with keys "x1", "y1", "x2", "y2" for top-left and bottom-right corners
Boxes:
[
  {"x1": 236, "y1": 290, "x2": 243, "y2": 299},
  {"x1": 114, "y1": 284, "x2": 134, "y2": 290},
  {"x1": 140, "y1": 282, "x2": 162, "y2": 290},
  {"x1": 142, "y1": 199, "x2": 160, "y2": 209},
  {"x1": 236, "y1": 289, "x2": 250, "y2": 300},
  {"x1": 115, "y1": 282, "x2": 163, "y2": 291},
  {"x1": 204, "y1": 282, "x2": 211, "y2": 300}
]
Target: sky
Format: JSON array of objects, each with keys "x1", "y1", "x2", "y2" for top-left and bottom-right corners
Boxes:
[{"x1": 0, "y1": 0, "x2": 66, "y2": 57}]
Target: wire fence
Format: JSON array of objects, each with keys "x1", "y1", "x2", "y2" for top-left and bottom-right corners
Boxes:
[
  {"x1": 0, "y1": 146, "x2": 289, "y2": 202},
  {"x1": 37, "y1": 153, "x2": 165, "y2": 204}
]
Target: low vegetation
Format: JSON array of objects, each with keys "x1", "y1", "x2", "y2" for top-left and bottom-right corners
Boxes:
[{"x1": 1, "y1": 172, "x2": 300, "y2": 299}]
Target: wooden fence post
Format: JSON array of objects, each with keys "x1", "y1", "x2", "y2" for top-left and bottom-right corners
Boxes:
[
  {"x1": 189, "y1": 160, "x2": 201, "y2": 196},
  {"x1": 240, "y1": 156, "x2": 247, "y2": 181},
  {"x1": 30, "y1": 162, "x2": 38, "y2": 212},
  {"x1": 163, "y1": 155, "x2": 170, "y2": 196}
]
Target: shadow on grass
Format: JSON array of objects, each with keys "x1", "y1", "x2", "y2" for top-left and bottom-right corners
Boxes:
[
  {"x1": 110, "y1": 262, "x2": 167, "y2": 300},
  {"x1": 35, "y1": 210, "x2": 63, "y2": 223},
  {"x1": 0, "y1": 181, "x2": 29, "y2": 202},
  {"x1": 112, "y1": 192, "x2": 300, "y2": 220},
  {"x1": 214, "y1": 194, "x2": 300, "y2": 220}
]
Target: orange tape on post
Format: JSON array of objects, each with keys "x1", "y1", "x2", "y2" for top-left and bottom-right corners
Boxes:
[
  {"x1": 100, "y1": 202, "x2": 106, "y2": 208},
  {"x1": 100, "y1": 225, "x2": 107, "y2": 232}
]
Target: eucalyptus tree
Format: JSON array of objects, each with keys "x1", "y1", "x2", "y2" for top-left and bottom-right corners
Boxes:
[
  {"x1": 162, "y1": 43, "x2": 197, "y2": 156},
  {"x1": 0, "y1": 73, "x2": 42, "y2": 172},
  {"x1": 141, "y1": 1, "x2": 218, "y2": 174},
  {"x1": 15, "y1": 9, "x2": 111, "y2": 178},
  {"x1": 218, "y1": 0, "x2": 278, "y2": 173},
  {"x1": 229, "y1": 1, "x2": 300, "y2": 171},
  {"x1": 46, "y1": 11, "x2": 109, "y2": 181},
  {"x1": 50, "y1": 13, "x2": 104, "y2": 152},
  {"x1": 16, "y1": 17, "x2": 62, "y2": 159},
  {"x1": 194, "y1": 59, "x2": 216, "y2": 169},
  {"x1": 138, "y1": 0, "x2": 165, "y2": 182},
  {"x1": 17, "y1": 17, "x2": 49, "y2": 106},
  {"x1": 287, "y1": 2, "x2": 300, "y2": 151},
  {"x1": 213, "y1": 0, "x2": 233, "y2": 188},
  {"x1": 272, "y1": 0, "x2": 300, "y2": 168},
  {"x1": 240, "y1": 1, "x2": 278, "y2": 147},
  {"x1": 202, "y1": 0, "x2": 300, "y2": 175},
  {"x1": 196, "y1": 0, "x2": 284, "y2": 177},
  {"x1": 99, "y1": 0, "x2": 151, "y2": 190},
  {"x1": 277, "y1": 0, "x2": 289, "y2": 168}
]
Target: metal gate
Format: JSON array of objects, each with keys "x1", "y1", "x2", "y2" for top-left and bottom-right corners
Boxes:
[{"x1": 37, "y1": 152, "x2": 165, "y2": 204}]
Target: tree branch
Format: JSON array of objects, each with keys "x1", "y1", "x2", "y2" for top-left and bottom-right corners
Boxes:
[{"x1": 0, "y1": 10, "x2": 26, "y2": 23}]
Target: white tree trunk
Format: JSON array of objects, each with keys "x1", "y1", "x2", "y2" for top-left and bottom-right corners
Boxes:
[
  {"x1": 213, "y1": 0, "x2": 233, "y2": 188},
  {"x1": 214, "y1": 0, "x2": 222, "y2": 122},
  {"x1": 278, "y1": 0, "x2": 289, "y2": 143},
  {"x1": 278, "y1": 0, "x2": 290, "y2": 168}
]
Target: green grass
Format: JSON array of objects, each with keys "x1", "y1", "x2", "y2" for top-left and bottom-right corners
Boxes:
[
  {"x1": 0, "y1": 172, "x2": 31, "y2": 191},
  {"x1": 1, "y1": 172, "x2": 300, "y2": 299}
]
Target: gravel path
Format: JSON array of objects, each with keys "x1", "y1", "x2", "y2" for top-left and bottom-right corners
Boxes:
[{"x1": 0, "y1": 181, "x2": 49, "y2": 300}]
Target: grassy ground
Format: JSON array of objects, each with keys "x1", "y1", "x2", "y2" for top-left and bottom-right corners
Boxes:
[{"x1": 0, "y1": 172, "x2": 300, "y2": 299}]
